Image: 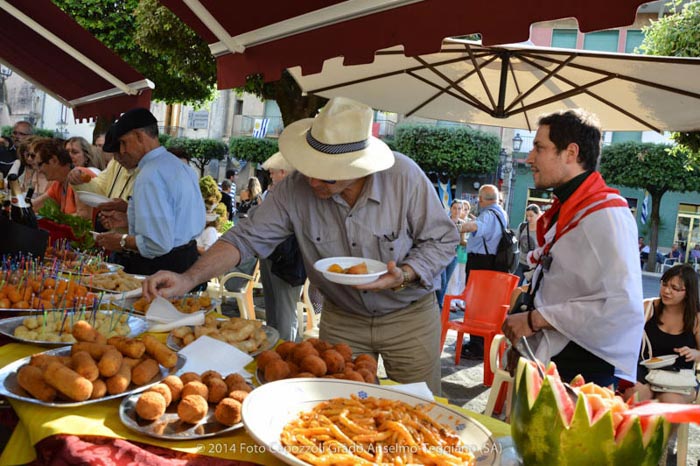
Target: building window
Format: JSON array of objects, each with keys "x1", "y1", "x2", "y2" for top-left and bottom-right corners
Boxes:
[
  {"x1": 583, "y1": 31, "x2": 620, "y2": 52},
  {"x1": 625, "y1": 197, "x2": 638, "y2": 218},
  {"x1": 612, "y1": 131, "x2": 643, "y2": 143},
  {"x1": 625, "y1": 30, "x2": 644, "y2": 53},
  {"x1": 233, "y1": 99, "x2": 243, "y2": 115},
  {"x1": 526, "y1": 188, "x2": 555, "y2": 211},
  {"x1": 673, "y1": 204, "x2": 700, "y2": 262},
  {"x1": 552, "y1": 29, "x2": 577, "y2": 48}
]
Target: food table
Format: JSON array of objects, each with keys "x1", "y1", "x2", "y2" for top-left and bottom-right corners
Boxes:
[{"x1": 0, "y1": 340, "x2": 511, "y2": 465}]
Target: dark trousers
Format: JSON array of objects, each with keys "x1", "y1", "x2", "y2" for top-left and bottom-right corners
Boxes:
[{"x1": 461, "y1": 253, "x2": 497, "y2": 356}]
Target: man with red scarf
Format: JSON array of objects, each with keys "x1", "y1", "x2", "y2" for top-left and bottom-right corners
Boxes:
[{"x1": 502, "y1": 109, "x2": 644, "y2": 386}]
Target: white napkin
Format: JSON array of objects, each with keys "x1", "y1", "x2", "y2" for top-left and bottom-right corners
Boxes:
[
  {"x1": 104, "y1": 287, "x2": 143, "y2": 301},
  {"x1": 178, "y1": 335, "x2": 253, "y2": 380},
  {"x1": 145, "y1": 296, "x2": 205, "y2": 332},
  {"x1": 386, "y1": 382, "x2": 434, "y2": 401}
]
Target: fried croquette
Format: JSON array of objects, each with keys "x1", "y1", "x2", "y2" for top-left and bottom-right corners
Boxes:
[
  {"x1": 214, "y1": 398, "x2": 242, "y2": 426},
  {"x1": 178, "y1": 394, "x2": 208, "y2": 424},
  {"x1": 228, "y1": 382, "x2": 252, "y2": 393},
  {"x1": 227, "y1": 390, "x2": 249, "y2": 403},
  {"x1": 264, "y1": 359, "x2": 291, "y2": 382},
  {"x1": 148, "y1": 383, "x2": 173, "y2": 406},
  {"x1": 255, "y1": 350, "x2": 281, "y2": 370},
  {"x1": 200, "y1": 370, "x2": 223, "y2": 385},
  {"x1": 321, "y1": 349, "x2": 345, "y2": 374},
  {"x1": 333, "y1": 343, "x2": 353, "y2": 362},
  {"x1": 206, "y1": 377, "x2": 228, "y2": 403},
  {"x1": 181, "y1": 381, "x2": 208, "y2": 399},
  {"x1": 342, "y1": 370, "x2": 365, "y2": 382},
  {"x1": 161, "y1": 375, "x2": 183, "y2": 401},
  {"x1": 356, "y1": 368, "x2": 377, "y2": 384},
  {"x1": 179, "y1": 372, "x2": 201, "y2": 385},
  {"x1": 136, "y1": 391, "x2": 167, "y2": 420},
  {"x1": 292, "y1": 342, "x2": 318, "y2": 364},
  {"x1": 293, "y1": 371, "x2": 316, "y2": 378},
  {"x1": 299, "y1": 355, "x2": 327, "y2": 377},
  {"x1": 275, "y1": 341, "x2": 296, "y2": 360},
  {"x1": 224, "y1": 373, "x2": 246, "y2": 391},
  {"x1": 354, "y1": 353, "x2": 378, "y2": 369}
]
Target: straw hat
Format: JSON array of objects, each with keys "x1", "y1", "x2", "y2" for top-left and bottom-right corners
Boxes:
[
  {"x1": 279, "y1": 97, "x2": 394, "y2": 180},
  {"x1": 262, "y1": 152, "x2": 295, "y2": 172}
]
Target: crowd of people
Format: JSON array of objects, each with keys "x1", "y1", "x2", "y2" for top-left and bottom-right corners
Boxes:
[{"x1": 3, "y1": 98, "x2": 698, "y2": 412}]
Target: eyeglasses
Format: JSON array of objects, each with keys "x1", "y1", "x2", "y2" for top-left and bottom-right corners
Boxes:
[
  {"x1": 661, "y1": 281, "x2": 686, "y2": 293},
  {"x1": 12, "y1": 131, "x2": 30, "y2": 137},
  {"x1": 320, "y1": 179, "x2": 337, "y2": 184}
]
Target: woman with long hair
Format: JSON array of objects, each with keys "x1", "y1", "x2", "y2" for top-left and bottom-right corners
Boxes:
[
  {"x1": 237, "y1": 176, "x2": 263, "y2": 218},
  {"x1": 515, "y1": 204, "x2": 543, "y2": 285},
  {"x1": 66, "y1": 136, "x2": 103, "y2": 172},
  {"x1": 624, "y1": 264, "x2": 700, "y2": 404}
]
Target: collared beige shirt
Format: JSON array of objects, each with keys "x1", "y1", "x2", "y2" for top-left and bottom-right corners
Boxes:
[{"x1": 221, "y1": 153, "x2": 459, "y2": 317}]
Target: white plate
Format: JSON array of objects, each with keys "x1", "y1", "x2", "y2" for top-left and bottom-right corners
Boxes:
[
  {"x1": 119, "y1": 392, "x2": 243, "y2": 440},
  {"x1": 313, "y1": 257, "x2": 387, "y2": 285},
  {"x1": 0, "y1": 347, "x2": 186, "y2": 407},
  {"x1": 641, "y1": 354, "x2": 679, "y2": 369},
  {"x1": 75, "y1": 191, "x2": 111, "y2": 208},
  {"x1": 0, "y1": 311, "x2": 149, "y2": 346},
  {"x1": 242, "y1": 379, "x2": 499, "y2": 466}
]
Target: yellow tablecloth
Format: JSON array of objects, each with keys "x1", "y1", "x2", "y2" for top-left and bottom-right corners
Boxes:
[{"x1": 0, "y1": 342, "x2": 510, "y2": 465}]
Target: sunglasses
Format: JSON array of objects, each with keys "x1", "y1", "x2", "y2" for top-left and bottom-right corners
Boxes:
[{"x1": 12, "y1": 131, "x2": 30, "y2": 137}]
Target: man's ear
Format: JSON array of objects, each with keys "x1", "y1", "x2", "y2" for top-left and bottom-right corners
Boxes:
[{"x1": 564, "y1": 142, "x2": 580, "y2": 164}]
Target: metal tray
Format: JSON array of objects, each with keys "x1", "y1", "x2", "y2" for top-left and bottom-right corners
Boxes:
[
  {"x1": 0, "y1": 312, "x2": 149, "y2": 346},
  {"x1": 167, "y1": 324, "x2": 279, "y2": 356},
  {"x1": 0, "y1": 347, "x2": 186, "y2": 407},
  {"x1": 119, "y1": 392, "x2": 243, "y2": 440}
]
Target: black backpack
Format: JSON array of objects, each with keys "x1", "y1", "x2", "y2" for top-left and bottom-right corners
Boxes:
[{"x1": 483, "y1": 210, "x2": 520, "y2": 273}]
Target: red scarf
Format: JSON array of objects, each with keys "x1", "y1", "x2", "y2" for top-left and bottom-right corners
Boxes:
[{"x1": 537, "y1": 172, "x2": 628, "y2": 254}]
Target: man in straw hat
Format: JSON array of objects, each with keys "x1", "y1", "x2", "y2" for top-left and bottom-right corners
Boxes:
[{"x1": 144, "y1": 97, "x2": 459, "y2": 393}]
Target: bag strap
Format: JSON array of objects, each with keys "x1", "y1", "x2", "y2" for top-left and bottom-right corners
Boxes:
[
  {"x1": 482, "y1": 209, "x2": 507, "y2": 255},
  {"x1": 640, "y1": 300, "x2": 656, "y2": 360}
]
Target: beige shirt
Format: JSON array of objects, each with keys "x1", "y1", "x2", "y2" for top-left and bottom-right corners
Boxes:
[{"x1": 221, "y1": 153, "x2": 459, "y2": 316}]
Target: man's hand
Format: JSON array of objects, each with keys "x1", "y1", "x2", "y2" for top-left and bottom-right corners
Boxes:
[
  {"x1": 95, "y1": 232, "x2": 123, "y2": 251},
  {"x1": 67, "y1": 168, "x2": 89, "y2": 185},
  {"x1": 99, "y1": 198, "x2": 128, "y2": 213},
  {"x1": 502, "y1": 312, "x2": 536, "y2": 344},
  {"x1": 98, "y1": 210, "x2": 128, "y2": 230},
  {"x1": 143, "y1": 271, "x2": 194, "y2": 300},
  {"x1": 460, "y1": 221, "x2": 478, "y2": 233},
  {"x1": 354, "y1": 260, "x2": 404, "y2": 291}
]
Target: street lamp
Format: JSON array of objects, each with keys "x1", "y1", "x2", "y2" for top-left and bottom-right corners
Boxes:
[
  {"x1": 0, "y1": 65, "x2": 12, "y2": 109},
  {"x1": 512, "y1": 133, "x2": 523, "y2": 152}
]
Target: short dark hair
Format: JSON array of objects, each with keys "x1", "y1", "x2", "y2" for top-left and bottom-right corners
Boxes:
[
  {"x1": 538, "y1": 109, "x2": 601, "y2": 171},
  {"x1": 35, "y1": 138, "x2": 72, "y2": 166},
  {"x1": 221, "y1": 179, "x2": 232, "y2": 190},
  {"x1": 525, "y1": 204, "x2": 541, "y2": 215},
  {"x1": 225, "y1": 169, "x2": 237, "y2": 179},
  {"x1": 169, "y1": 147, "x2": 190, "y2": 162}
]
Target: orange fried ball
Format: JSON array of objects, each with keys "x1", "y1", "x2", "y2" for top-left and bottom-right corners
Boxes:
[
  {"x1": 180, "y1": 372, "x2": 201, "y2": 385},
  {"x1": 354, "y1": 353, "x2": 378, "y2": 370},
  {"x1": 334, "y1": 343, "x2": 353, "y2": 362},
  {"x1": 214, "y1": 398, "x2": 242, "y2": 426},
  {"x1": 321, "y1": 349, "x2": 345, "y2": 374},
  {"x1": 342, "y1": 370, "x2": 365, "y2": 382},
  {"x1": 264, "y1": 359, "x2": 291, "y2": 382},
  {"x1": 161, "y1": 375, "x2": 184, "y2": 402},
  {"x1": 228, "y1": 390, "x2": 249, "y2": 404},
  {"x1": 292, "y1": 342, "x2": 319, "y2": 364},
  {"x1": 275, "y1": 341, "x2": 297, "y2": 360},
  {"x1": 300, "y1": 355, "x2": 327, "y2": 377},
  {"x1": 228, "y1": 382, "x2": 252, "y2": 394},
  {"x1": 313, "y1": 340, "x2": 333, "y2": 353},
  {"x1": 201, "y1": 370, "x2": 223, "y2": 385},
  {"x1": 224, "y1": 373, "x2": 247, "y2": 392},
  {"x1": 136, "y1": 391, "x2": 167, "y2": 420},
  {"x1": 206, "y1": 377, "x2": 229, "y2": 403},
  {"x1": 182, "y1": 381, "x2": 209, "y2": 400},
  {"x1": 256, "y1": 350, "x2": 281, "y2": 371},
  {"x1": 356, "y1": 368, "x2": 377, "y2": 384},
  {"x1": 286, "y1": 361, "x2": 300, "y2": 377},
  {"x1": 178, "y1": 394, "x2": 208, "y2": 424},
  {"x1": 147, "y1": 383, "x2": 173, "y2": 406},
  {"x1": 294, "y1": 372, "x2": 316, "y2": 378}
]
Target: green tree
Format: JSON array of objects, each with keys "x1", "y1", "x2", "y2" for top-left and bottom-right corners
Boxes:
[
  {"x1": 165, "y1": 137, "x2": 227, "y2": 177},
  {"x1": 640, "y1": 0, "x2": 700, "y2": 155},
  {"x1": 229, "y1": 137, "x2": 279, "y2": 165},
  {"x1": 600, "y1": 141, "x2": 700, "y2": 271},
  {"x1": 53, "y1": 0, "x2": 217, "y2": 107},
  {"x1": 394, "y1": 125, "x2": 500, "y2": 179}
]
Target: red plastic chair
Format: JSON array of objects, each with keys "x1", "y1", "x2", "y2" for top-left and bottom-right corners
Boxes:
[{"x1": 440, "y1": 270, "x2": 519, "y2": 386}]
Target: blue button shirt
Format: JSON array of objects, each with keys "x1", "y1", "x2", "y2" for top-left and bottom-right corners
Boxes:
[
  {"x1": 128, "y1": 146, "x2": 205, "y2": 259},
  {"x1": 466, "y1": 204, "x2": 507, "y2": 255}
]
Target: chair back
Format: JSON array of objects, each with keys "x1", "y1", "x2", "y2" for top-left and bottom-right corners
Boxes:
[{"x1": 462, "y1": 270, "x2": 519, "y2": 325}]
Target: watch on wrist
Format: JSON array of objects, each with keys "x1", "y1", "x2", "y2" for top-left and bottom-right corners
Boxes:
[
  {"x1": 393, "y1": 268, "x2": 413, "y2": 291},
  {"x1": 119, "y1": 234, "x2": 128, "y2": 251}
]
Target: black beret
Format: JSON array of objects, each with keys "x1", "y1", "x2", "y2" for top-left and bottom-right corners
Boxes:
[{"x1": 102, "y1": 107, "x2": 157, "y2": 152}]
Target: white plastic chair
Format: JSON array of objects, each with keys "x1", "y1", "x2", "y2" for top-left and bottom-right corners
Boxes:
[
  {"x1": 296, "y1": 279, "x2": 319, "y2": 340},
  {"x1": 484, "y1": 334, "x2": 514, "y2": 418},
  {"x1": 675, "y1": 364, "x2": 700, "y2": 465},
  {"x1": 208, "y1": 260, "x2": 261, "y2": 320},
  {"x1": 660, "y1": 257, "x2": 678, "y2": 274}
]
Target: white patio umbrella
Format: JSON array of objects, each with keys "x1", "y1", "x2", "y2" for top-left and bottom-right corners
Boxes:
[{"x1": 289, "y1": 39, "x2": 700, "y2": 132}]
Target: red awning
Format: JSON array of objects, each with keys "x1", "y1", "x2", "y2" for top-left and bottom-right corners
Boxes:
[
  {"x1": 159, "y1": 0, "x2": 647, "y2": 89},
  {"x1": 0, "y1": 0, "x2": 153, "y2": 122}
]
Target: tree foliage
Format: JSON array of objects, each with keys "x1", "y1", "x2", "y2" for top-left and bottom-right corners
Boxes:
[
  {"x1": 639, "y1": 0, "x2": 700, "y2": 154},
  {"x1": 165, "y1": 137, "x2": 227, "y2": 177},
  {"x1": 229, "y1": 137, "x2": 279, "y2": 165},
  {"x1": 393, "y1": 125, "x2": 500, "y2": 179},
  {"x1": 600, "y1": 141, "x2": 700, "y2": 270},
  {"x1": 53, "y1": 0, "x2": 216, "y2": 106}
]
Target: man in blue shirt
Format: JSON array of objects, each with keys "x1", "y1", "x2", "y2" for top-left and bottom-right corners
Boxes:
[
  {"x1": 457, "y1": 184, "x2": 507, "y2": 358},
  {"x1": 95, "y1": 108, "x2": 205, "y2": 277}
]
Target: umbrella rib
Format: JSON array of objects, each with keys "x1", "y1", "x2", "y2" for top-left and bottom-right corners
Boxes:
[
  {"x1": 465, "y1": 44, "x2": 497, "y2": 110},
  {"x1": 505, "y1": 55, "x2": 576, "y2": 113},
  {"x1": 404, "y1": 70, "x2": 493, "y2": 116},
  {"x1": 506, "y1": 60, "x2": 533, "y2": 132}
]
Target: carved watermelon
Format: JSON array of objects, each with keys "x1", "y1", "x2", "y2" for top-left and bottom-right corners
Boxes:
[{"x1": 511, "y1": 358, "x2": 670, "y2": 466}]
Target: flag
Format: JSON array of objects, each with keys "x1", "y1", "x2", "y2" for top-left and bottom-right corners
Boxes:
[
  {"x1": 640, "y1": 192, "x2": 649, "y2": 224},
  {"x1": 437, "y1": 179, "x2": 452, "y2": 212},
  {"x1": 252, "y1": 118, "x2": 269, "y2": 138}
]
